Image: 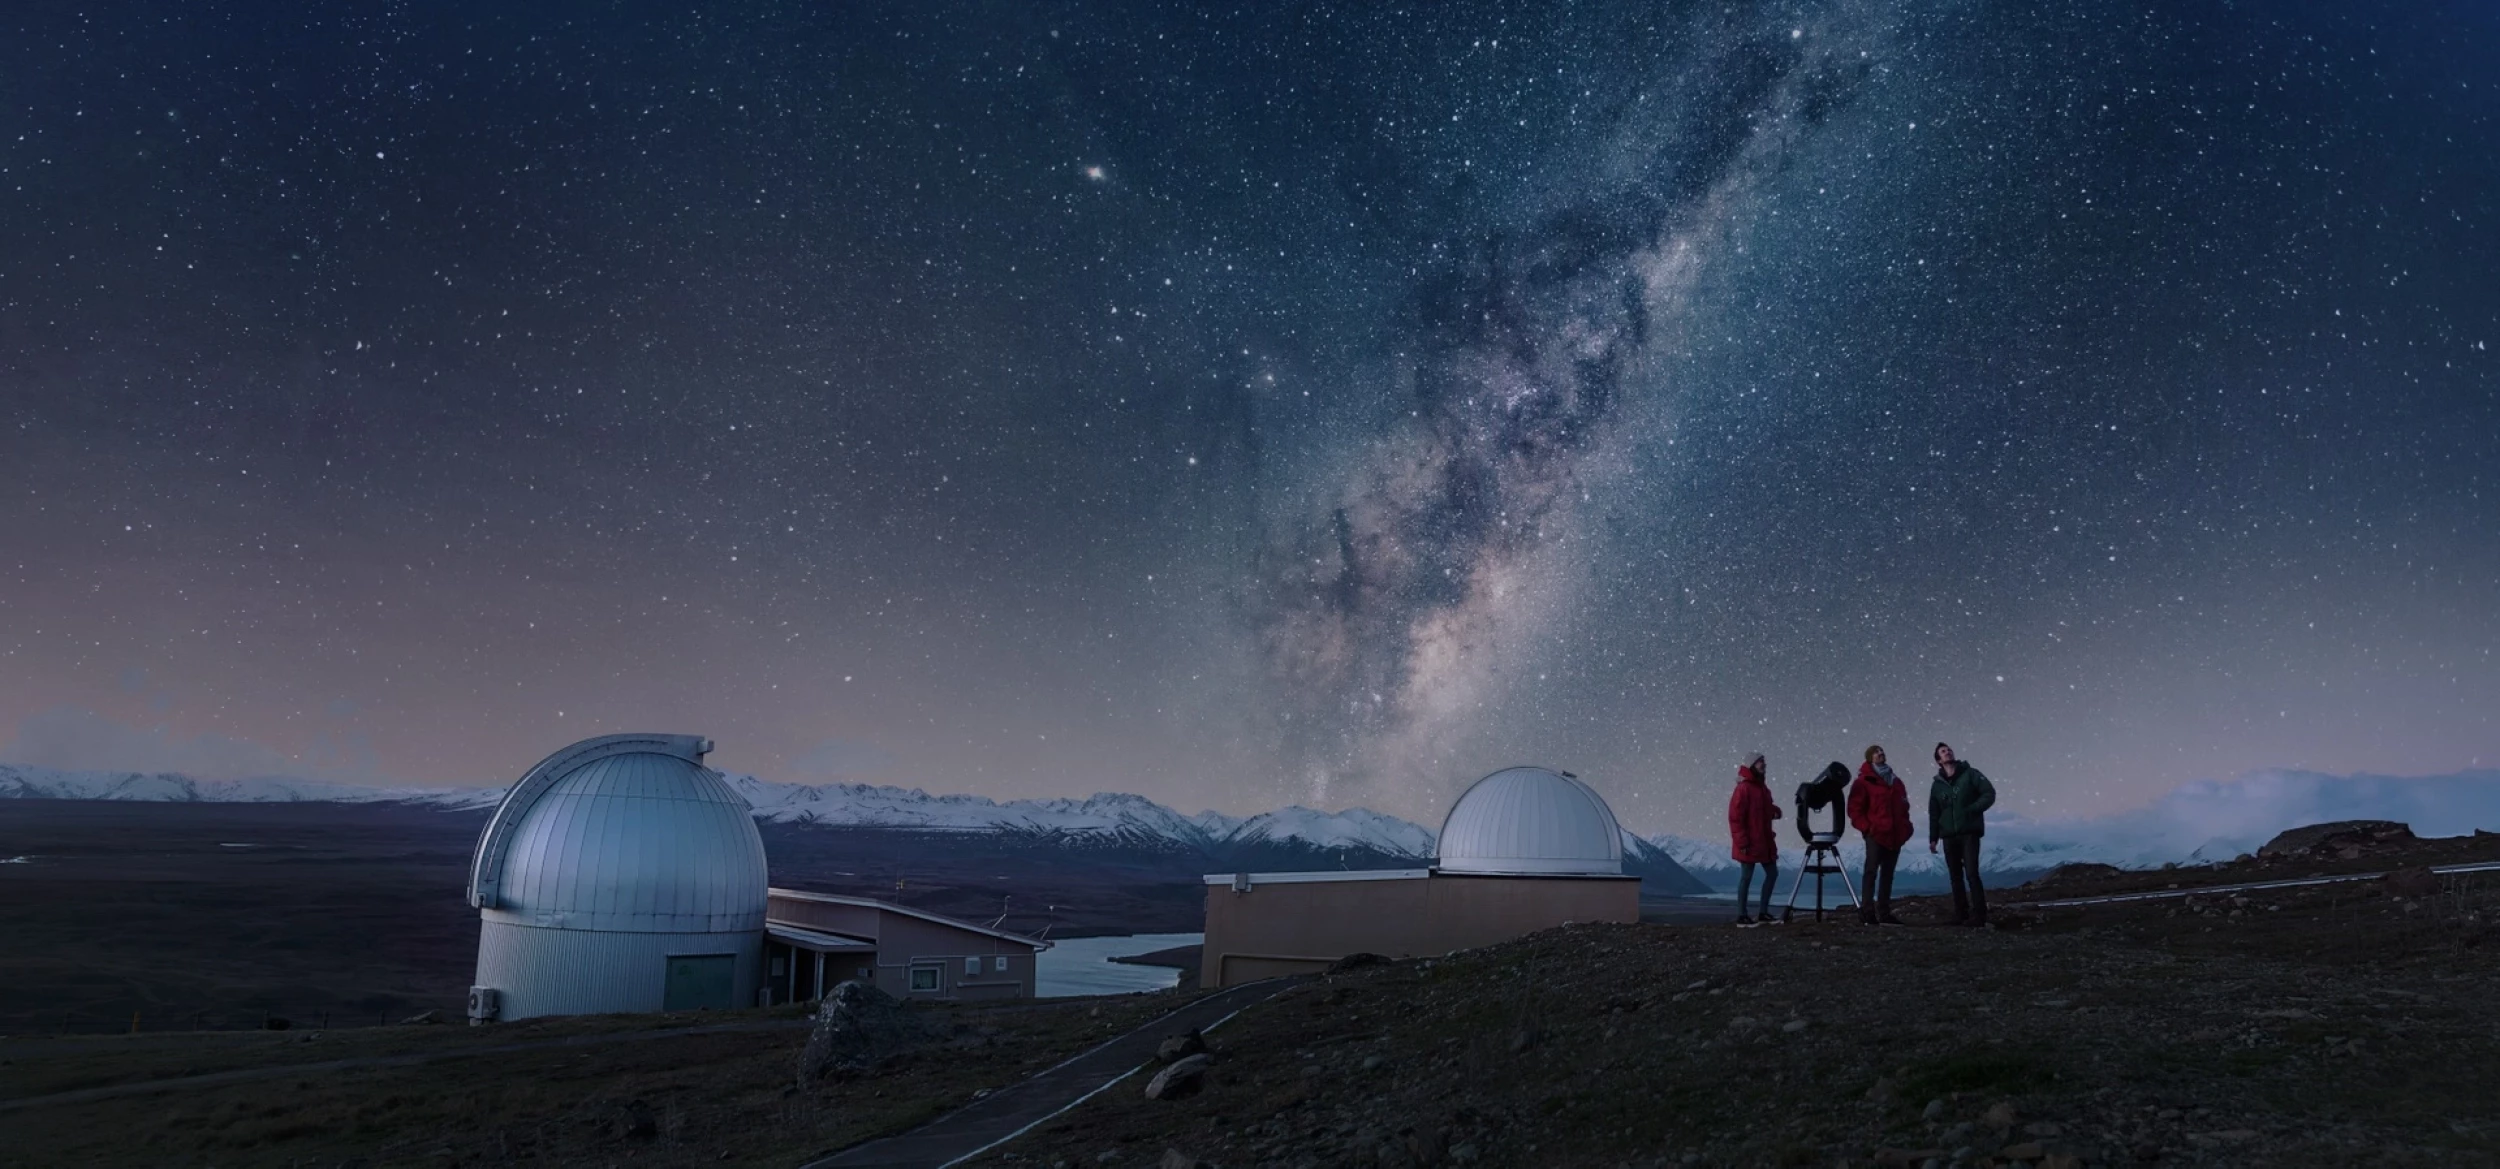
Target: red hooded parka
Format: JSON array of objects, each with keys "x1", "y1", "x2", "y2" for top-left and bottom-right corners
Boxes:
[
  {"x1": 1727, "y1": 765, "x2": 1781, "y2": 864},
  {"x1": 1847, "y1": 761, "x2": 1916, "y2": 851}
]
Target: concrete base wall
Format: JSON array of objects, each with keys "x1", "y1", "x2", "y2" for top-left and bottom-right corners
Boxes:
[
  {"x1": 1200, "y1": 872, "x2": 1640, "y2": 988},
  {"x1": 475, "y1": 918, "x2": 763, "y2": 1020}
]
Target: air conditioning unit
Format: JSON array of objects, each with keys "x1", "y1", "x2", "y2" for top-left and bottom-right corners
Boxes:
[{"x1": 467, "y1": 986, "x2": 500, "y2": 1024}]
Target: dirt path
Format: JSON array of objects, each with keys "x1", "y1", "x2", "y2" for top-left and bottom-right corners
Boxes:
[
  {"x1": 801, "y1": 977, "x2": 1300, "y2": 1169},
  {"x1": 0, "y1": 1017, "x2": 807, "y2": 1113}
]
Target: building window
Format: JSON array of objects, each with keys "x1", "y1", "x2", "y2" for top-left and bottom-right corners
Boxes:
[
  {"x1": 909, "y1": 966, "x2": 942, "y2": 992},
  {"x1": 964, "y1": 956, "x2": 980, "y2": 976},
  {"x1": 993, "y1": 956, "x2": 1009, "y2": 973}
]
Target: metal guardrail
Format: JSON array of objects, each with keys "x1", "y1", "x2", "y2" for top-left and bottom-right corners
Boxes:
[{"x1": 2009, "y1": 859, "x2": 2500, "y2": 910}]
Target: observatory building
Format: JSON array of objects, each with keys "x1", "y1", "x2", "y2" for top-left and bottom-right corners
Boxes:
[
  {"x1": 1198, "y1": 766, "x2": 1641, "y2": 988},
  {"x1": 466, "y1": 732, "x2": 1050, "y2": 1022},
  {"x1": 467, "y1": 734, "x2": 771, "y2": 1021}
]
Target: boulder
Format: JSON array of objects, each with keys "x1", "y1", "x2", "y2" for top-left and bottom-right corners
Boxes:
[
  {"x1": 2383, "y1": 867, "x2": 2443, "y2": 899},
  {"x1": 1144, "y1": 1053, "x2": 1212, "y2": 1100},
  {"x1": 1155, "y1": 1029, "x2": 1208, "y2": 1064},
  {"x1": 615, "y1": 1098, "x2": 657, "y2": 1140},
  {"x1": 2256, "y1": 820, "x2": 2416, "y2": 859},
  {"x1": 796, "y1": 980, "x2": 942, "y2": 1083},
  {"x1": 1329, "y1": 952, "x2": 1390, "y2": 974}
]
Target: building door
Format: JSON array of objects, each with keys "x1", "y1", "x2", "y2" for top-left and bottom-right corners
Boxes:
[{"x1": 663, "y1": 954, "x2": 737, "y2": 1011}]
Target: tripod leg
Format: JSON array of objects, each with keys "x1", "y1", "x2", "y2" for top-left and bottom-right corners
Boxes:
[
  {"x1": 1782, "y1": 857, "x2": 1807, "y2": 922},
  {"x1": 1839, "y1": 848, "x2": 1863, "y2": 909}
]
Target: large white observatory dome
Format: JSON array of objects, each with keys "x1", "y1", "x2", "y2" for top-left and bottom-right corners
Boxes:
[
  {"x1": 1434, "y1": 766, "x2": 1626, "y2": 876},
  {"x1": 468, "y1": 733, "x2": 768, "y2": 1021}
]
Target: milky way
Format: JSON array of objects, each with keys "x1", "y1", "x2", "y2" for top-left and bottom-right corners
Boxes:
[
  {"x1": 1256, "y1": 7, "x2": 1884, "y2": 801},
  {"x1": 3, "y1": 1, "x2": 2495, "y2": 830}
]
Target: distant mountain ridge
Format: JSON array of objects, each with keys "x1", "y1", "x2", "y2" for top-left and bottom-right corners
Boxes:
[{"x1": 0, "y1": 761, "x2": 1704, "y2": 889}]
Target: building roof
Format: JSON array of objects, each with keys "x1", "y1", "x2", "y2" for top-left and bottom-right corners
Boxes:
[
  {"x1": 469, "y1": 733, "x2": 769, "y2": 932},
  {"x1": 1200, "y1": 868, "x2": 1432, "y2": 886},
  {"x1": 766, "y1": 922, "x2": 880, "y2": 952},
  {"x1": 1434, "y1": 766, "x2": 1626, "y2": 876},
  {"x1": 767, "y1": 887, "x2": 1052, "y2": 950}
]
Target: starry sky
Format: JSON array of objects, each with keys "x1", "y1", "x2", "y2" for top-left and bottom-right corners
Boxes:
[{"x1": 4, "y1": 0, "x2": 2496, "y2": 834}]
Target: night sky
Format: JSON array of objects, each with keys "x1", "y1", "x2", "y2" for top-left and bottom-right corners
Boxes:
[{"x1": 5, "y1": 1, "x2": 2496, "y2": 834}]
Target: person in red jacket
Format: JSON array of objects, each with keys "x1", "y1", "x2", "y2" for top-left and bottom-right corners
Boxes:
[
  {"x1": 1726, "y1": 753, "x2": 1783, "y2": 926},
  {"x1": 1847, "y1": 745, "x2": 1916, "y2": 925}
]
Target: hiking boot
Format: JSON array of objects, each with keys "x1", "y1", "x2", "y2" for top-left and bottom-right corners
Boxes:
[
  {"x1": 1761, "y1": 913, "x2": 1787, "y2": 926},
  {"x1": 1734, "y1": 914, "x2": 1755, "y2": 927},
  {"x1": 1879, "y1": 913, "x2": 1907, "y2": 926}
]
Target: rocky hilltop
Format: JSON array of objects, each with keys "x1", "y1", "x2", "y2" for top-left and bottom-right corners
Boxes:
[{"x1": 975, "y1": 827, "x2": 2500, "y2": 1169}]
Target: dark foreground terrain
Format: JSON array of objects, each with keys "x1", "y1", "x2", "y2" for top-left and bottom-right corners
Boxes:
[
  {"x1": 0, "y1": 992, "x2": 1179, "y2": 1168},
  {"x1": 6, "y1": 809, "x2": 2496, "y2": 1167},
  {"x1": 973, "y1": 838, "x2": 2500, "y2": 1169}
]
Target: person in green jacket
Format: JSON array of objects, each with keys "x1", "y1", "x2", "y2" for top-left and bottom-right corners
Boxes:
[{"x1": 1926, "y1": 742, "x2": 1996, "y2": 926}]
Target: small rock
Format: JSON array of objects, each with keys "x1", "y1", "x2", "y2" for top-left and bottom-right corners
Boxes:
[
  {"x1": 1143, "y1": 1054, "x2": 1212, "y2": 1100},
  {"x1": 1998, "y1": 1142, "x2": 2044, "y2": 1160},
  {"x1": 1923, "y1": 1098, "x2": 1947, "y2": 1121},
  {"x1": 1300, "y1": 1064, "x2": 1323, "y2": 1079},
  {"x1": 1982, "y1": 1101, "x2": 2019, "y2": 1131},
  {"x1": 2203, "y1": 1129, "x2": 2258, "y2": 1143},
  {"x1": 398, "y1": 1009, "x2": 441, "y2": 1025},
  {"x1": 1509, "y1": 1028, "x2": 1539, "y2": 1052},
  {"x1": 2022, "y1": 1122, "x2": 2062, "y2": 1138},
  {"x1": 1865, "y1": 1076, "x2": 1899, "y2": 1105},
  {"x1": 1726, "y1": 1016, "x2": 1759, "y2": 1031},
  {"x1": 1360, "y1": 1054, "x2": 1384, "y2": 1072},
  {"x1": 1449, "y1": 1142, "x2": 1481, "y2": 1164},
  {"x1": 2039, "y1": 1156, "x2": 2083, "y2": 1169},
  {"x1": 1781, "y1": 1018, "x2": 1809, "y2": 1033},
  {"x1": 1157, "y1": 1150, "x2": 1201, "y2": 1169}
]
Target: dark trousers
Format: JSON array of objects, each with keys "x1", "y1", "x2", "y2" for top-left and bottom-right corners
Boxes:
[
  {"x1": 1942, "y1": 834, "x2": 1987, "y2": 923},
  {"x1": 1861, "y1": 844, "x2": 1900, "y2": 919},
  {"x1": 1736, "y1": 860, "x2": 1777, "y2": 917}
]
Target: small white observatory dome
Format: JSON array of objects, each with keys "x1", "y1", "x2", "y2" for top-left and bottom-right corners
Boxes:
[
  {"x1": 467, "y1": 733, "x2": 768, "y2": 1021},
  {"x1": 1434, "y1": 766, "x2": 1626, "y2": 876}
]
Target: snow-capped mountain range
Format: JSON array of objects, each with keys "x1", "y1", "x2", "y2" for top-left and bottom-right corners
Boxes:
[
  {"x1": 8, "y1": 761, "x2": 2494, "y2": 881},
  {"x1": 0, "y1": 762, "x2": 1451, "y2": 860}
]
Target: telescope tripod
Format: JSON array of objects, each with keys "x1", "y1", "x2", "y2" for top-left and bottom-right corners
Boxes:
[{"x1": 1781, "y1": 836, "x2": 1861, "y2": 923}]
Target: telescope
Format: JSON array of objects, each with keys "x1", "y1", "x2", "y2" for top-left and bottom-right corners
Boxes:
[{"x1": 1781, "y1": 761, "x2": 1860, "y2": 922}]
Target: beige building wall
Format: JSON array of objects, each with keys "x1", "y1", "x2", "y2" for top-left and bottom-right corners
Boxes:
[
  {"x1": 1200, "y1": 871, "x2": 1640, "y2": 988},
  {"x1": 766, "y1": 891, "x2": 1040, "y2": 1000}
]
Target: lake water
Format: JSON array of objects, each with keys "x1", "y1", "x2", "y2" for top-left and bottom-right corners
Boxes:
[{"x1": 1034, "y1": 932, "x2": 1203, "y2": 998}]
